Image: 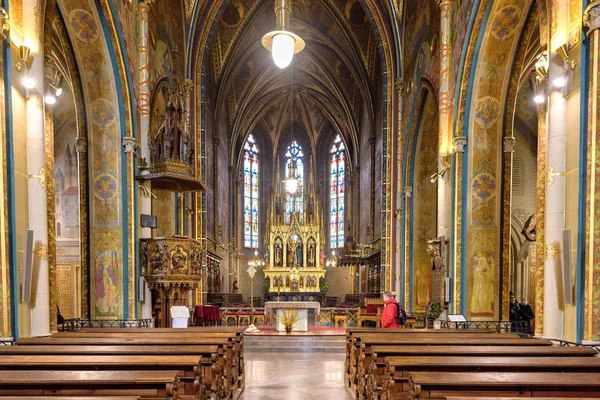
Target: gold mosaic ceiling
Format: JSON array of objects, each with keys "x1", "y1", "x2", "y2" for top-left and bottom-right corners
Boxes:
[{"x1": 206, "y1": 0, "x2": 382, "y2": 159}]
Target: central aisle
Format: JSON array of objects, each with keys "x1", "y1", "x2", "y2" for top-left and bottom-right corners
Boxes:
[{"x1": 240, "y1": 351, "x2": 353, "y2": 400}]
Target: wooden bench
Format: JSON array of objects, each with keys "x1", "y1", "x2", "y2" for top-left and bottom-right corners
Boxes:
[
  {"x1": 351, "y1": 345, "x2": 597, "y2": 399},
  {"x1": 347, "y1": 336, "x2": 552, "y2": 392},
  {"x1": 0, "y1": 355, "x2": 211, "y2": 399},
  {"x1": 376, "y1": 356, "x2": 600, "y2": 400},
  {"x1": 407, "y1": 372, "x2": 600, "y2": 399},
  {"x1": 19, "y1": 334, "x2": 244, "y2": 399},
  {"x1": 0, "y1": 370, "x2": 179, "y2": 398}
]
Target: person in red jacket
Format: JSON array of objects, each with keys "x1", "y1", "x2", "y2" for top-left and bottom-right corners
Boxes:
[{"x1": 381, "y1": 291, "x2": 399, "y2": 328}]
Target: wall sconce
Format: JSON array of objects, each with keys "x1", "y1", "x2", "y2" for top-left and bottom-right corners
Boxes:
[
  {"x1": 430, "y1": 155, "x2": 450, "y2": 183},
  {"x1": 533, "y1": 51, "x2": 548, "y2": 104},
  {"x1": 138, "y1": 184, "x2": 157, "y2": 199},
  {"x1": 0, "y1": 8, "x2": 9, "y2": 41},
  {"x1": 16, "y1": 45, "x2": 35, "y2": 89},
  {"x1": 556, "y1": 44, "x2": 577, "y2": 71}
]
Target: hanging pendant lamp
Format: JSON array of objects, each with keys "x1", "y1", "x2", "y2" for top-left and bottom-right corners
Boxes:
[{"x1": 262, "y1": 0, "x2": 305, "y2": 69}]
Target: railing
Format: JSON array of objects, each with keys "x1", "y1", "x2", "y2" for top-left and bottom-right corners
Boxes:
[
  {"x1": 60, "y1": 318, "x2": 153, "y2": 331},
  {"x1": 555, "y1": 339, "x2": 600, "y2": 353},
  {"x1": 440, "y1": 320, "x2": 531, "y2": 336}
]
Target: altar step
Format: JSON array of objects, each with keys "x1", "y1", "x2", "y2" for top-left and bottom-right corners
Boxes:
[{"x1": 243, "y1": 333, "x2": 346, "y2": 353}]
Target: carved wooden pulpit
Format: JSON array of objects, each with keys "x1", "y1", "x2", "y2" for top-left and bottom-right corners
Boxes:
[{"x1": 140, "y1": 236, "x2": 203, "y2": 327}]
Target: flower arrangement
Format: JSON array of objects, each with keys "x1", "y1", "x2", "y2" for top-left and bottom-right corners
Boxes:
[{"x1": 276, "y1": 309, "x2": 299, "y2": 334}]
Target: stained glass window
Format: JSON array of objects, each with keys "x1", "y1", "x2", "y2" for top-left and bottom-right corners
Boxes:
[
  {"x1": 243, "y1": 134, "x2": 259, "y2": 248},
  {"x1": 330, "y1": 135, "x2": 345, "y2": 248},
  {"x1": 285, "y1": 140, "x2": 304, "y2": 221}
]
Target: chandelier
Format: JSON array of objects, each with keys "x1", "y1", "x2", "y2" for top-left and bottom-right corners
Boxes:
[
  {"x1": 248, "y1": 250, "x2": 266, "y2": 274},
  {"x1": 325, "y1": 250, "x2": 338, "y2": 268},
  {"x1": 262, "y1": 0, "x2": 305, "y2": 69},
  {"x1": 283, "y1": 157, "x2": 299, "y2": 194}
]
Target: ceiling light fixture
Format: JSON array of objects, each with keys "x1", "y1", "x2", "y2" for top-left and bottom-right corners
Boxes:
[
  {"x1": 533, "y1": 93, "x2": 545, "y2": 104},
  {"x1": 44, "y1": 93, "x2": 56, "y2": 105},
  {"x1": 262, "y1": 0, "x2": 305, "y2": 69},
  {"x1": 283, "y1": 65, "x2": 300, "y2": 195},
  {"x1": 16, "y1": 45, "x2": 35, "y2": 89}
]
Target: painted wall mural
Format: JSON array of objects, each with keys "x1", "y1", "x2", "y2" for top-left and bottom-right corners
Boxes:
[
  {"x1": 58, "y1": 0, "x2": 125, "y2": 319},
  {"x1": 411, "y1": 92, "x2": 439, "y2": 311},
  {"x1": 466, "y1": 0, "x2": 531, "y2": 319}
]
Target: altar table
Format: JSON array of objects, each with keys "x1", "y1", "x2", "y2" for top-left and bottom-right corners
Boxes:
[{"x1": 265, "y1": 301, "x2": 320, "y2": 332}]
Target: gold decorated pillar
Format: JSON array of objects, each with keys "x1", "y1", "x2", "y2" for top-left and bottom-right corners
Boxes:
[
  {"x1": 452, "y1": 135, "x2": 466, "y2": 314},
  {"x1": 394, "y1": 79, "x2": 404, "y2": 302},
  {"x1": 437, "y1": 0, "x2": 453, "y2": 240},
  {"x1": 23, "y1": 0, "x2": 50, "y2": 337},
  {"x1": 583, "y1": 1, "x2": 600, "y2": 341},
  {"x1": 138, "y1": 0, "x2": 153, "y2": 319},
  {"x1": 542, "y1": 0, "x2": 569, "y2": 339}
]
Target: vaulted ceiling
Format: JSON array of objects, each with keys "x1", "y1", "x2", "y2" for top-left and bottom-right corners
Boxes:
[{"x1": 204, "y1": 0, "x2": 383, "y2": 163}]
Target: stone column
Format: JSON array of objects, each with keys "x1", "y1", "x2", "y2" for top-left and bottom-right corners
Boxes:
[
  {"x1": 543, "y1": 0, "x2": 569, "y2": 338},
  {"x1": 138, "y1": 0, "x2": 153, "y2": 319},
  {"x1": 23, "y1": 0, "x2": 50, "y2": 337},
  {"x1": 437, "y1": 0, "x2": 453, "y2": 240},
  {"x1": 74, "y1": 137, "x2": 89, "y2": 319},
  {"x1": 452, "y1": 135, "x2": 466, "y2": 314},
  {"x1": 402, "y1": 185, "x2": 412, "y2": 307},
  {"x1": 501, "y1": 136, "x2": 516, "y2": 320},
  {"x1": 583, "y1": 1, "x2": 600, "y2": 341},
  {"x1": 394, "y1": 79, "x2": 404, "y2": 301}
]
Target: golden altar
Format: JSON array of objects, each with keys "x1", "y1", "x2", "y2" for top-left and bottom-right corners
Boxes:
[{"x1": 263, "y1": 176, "x2": 326, "y2": 293}]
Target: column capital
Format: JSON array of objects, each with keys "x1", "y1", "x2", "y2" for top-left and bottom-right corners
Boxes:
[
  {"x1": 503, "y1": 136, "x2": 516, "y2": 153},
  {"x1": 453, "y1": 136, "x2": 467, "y2": 153},
  {"x1": 394, "y1": 79, "x2": 405, "y2": 93},
  {"x1": 184, "y1": 78, "x2": 194, "y2": 93},
  {"x1": 584, "y1": 1, "x2": 600, "y2": 34},
  {"x1": 213, "y1": 136, "x2": 221, "y2": 146},
  {"x1": 402, "y1": 186, "x2": 412, "y2": 198},
  {"x1": 122, "y1": 137, "x2": 138, "y2": 153},
  {"x1": 369, "y1": 136, "x2": 376, "y2": 146},
  {"x1": 75, "y1": 137, "x2": 88, "y2": 153}
]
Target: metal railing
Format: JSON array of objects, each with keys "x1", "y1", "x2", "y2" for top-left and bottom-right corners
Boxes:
[
  {"x1": 60, "y1": 318, "x2": 152, "y2": 331},
  {"x1": 555, "y1": 339, "x2": 600, "y2": 353},
  {"x1": 440, "y1": 320, "x2": 531, "y2": 336}
]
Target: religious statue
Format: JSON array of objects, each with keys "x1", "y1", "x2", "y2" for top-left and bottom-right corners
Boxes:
[
  {"x1": 232, "y1": 279, "x2": 239, "y2": 293},
  {"x1": 300, "y1": 276, "x2": 304, "y2": 287},
  {"x1": 471, "y1": 252, "x2": 494, "y2": 314},
  {"x1": 296, "y1": 244, "x2": 303, "y2": 267},
  {"x1": 292, "y1": 280, "x2": 298, "y2": 291},
  {"x1": 426, "y1": 241, "x2": 444, "y2": 271},
  {"x1": 307, "y1": 240, "x2": 316, "y2": 267},
  {"x1": 517, "y1": 214, "x2": 536, "y2": 262},
  {"x1": 285, "y1": 275, "x2": 290, "y2": 288},
  {"x1": 275, "y1": 239, "x2": 283, "y2": 267}
]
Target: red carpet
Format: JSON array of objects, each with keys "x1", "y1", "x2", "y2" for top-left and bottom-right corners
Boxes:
[{"x1": 257, "y1": 326, "x2": 345, "y2": 331}]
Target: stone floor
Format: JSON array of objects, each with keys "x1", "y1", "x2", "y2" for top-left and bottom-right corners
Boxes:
[{"x1": 239, "y1": 351, "x2": 353, "y2": 400}]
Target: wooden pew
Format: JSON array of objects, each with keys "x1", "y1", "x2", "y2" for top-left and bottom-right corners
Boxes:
[
  {"x1": 445, "y1": 398, "x2": 600, "y2": 400},
  {"x1": 407, "y1": 372, "x2": 600, "y2": 399},
  {"x1": 77, "y1": 327, "x2": 243, "y2": 334},
  {"x1": 0, "y1": 370, "x2": 179, "y2": 398},
  {"x1": 352, "y1": 345, "x2": 597, "y2": 399},
  {"x1": 18, "y1": 336, "x2": 243, "y2": 399},
  {"x1": 347, "y1": 336, "x2": 553, "y2": 392},
  {"x1": 0, "y1": 345, "x2": 220, "y2": 356},
  {"x1": 345, "y1": 331, "x2": 523, "y2": 366},
  {"x1": 376, "y1": 356, "x2": 600, "y2": 400},
  {"x1": 18, "y1": 337, "x2": 245, "y2": 385},
  {"x1": 0, "y1": 355, "x2": 210, "y2": 399},
  {"x1": 0, "y1": 397, "x2": 142, "y2": 400}
]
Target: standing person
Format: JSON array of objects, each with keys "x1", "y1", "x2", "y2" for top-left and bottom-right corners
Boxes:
[
  {"x1": 509, "y1": 294, "x2": 520, "y2": 332},
  {"x1": 518, "y1": 298, "x2": 535, "y2": 335},
  {"x1": 381, "y1": 292, "x2": 399, "y2": 328}
]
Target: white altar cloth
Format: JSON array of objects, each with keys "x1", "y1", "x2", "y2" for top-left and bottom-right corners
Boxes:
[{"x1": 265, "y1": 301, "x2": 321, "y2": 332}]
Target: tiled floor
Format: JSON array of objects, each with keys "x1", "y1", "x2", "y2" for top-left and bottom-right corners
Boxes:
[{"x1": 240, "y1": 351, "x2": 353, "y2": 400}]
